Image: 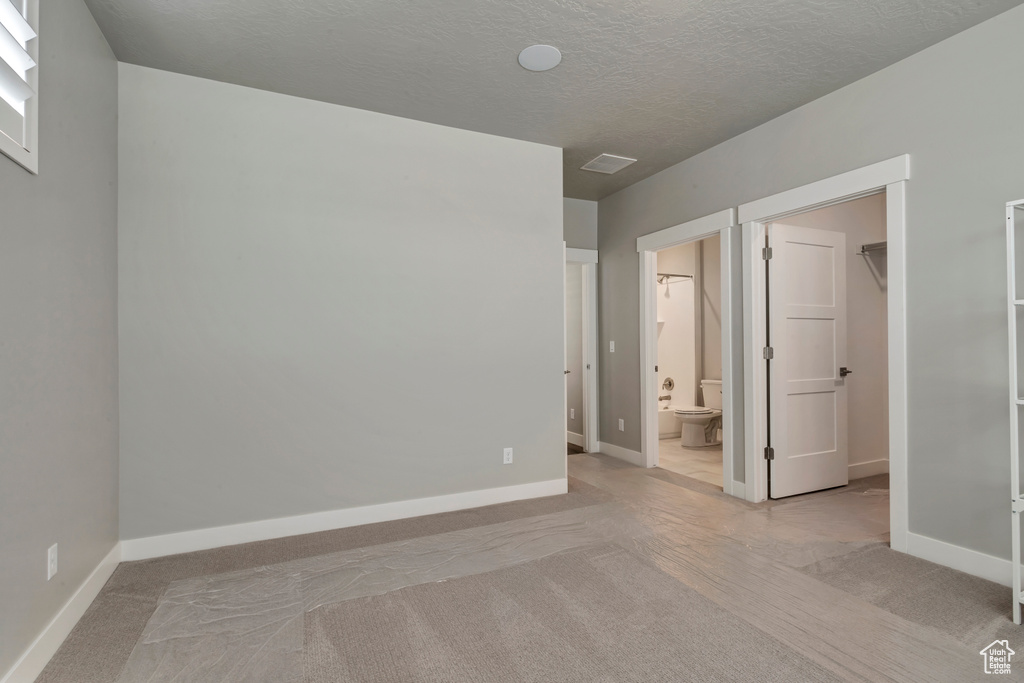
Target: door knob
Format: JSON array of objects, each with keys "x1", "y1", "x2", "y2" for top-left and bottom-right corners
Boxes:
[{"x1": 839, "y1": 367, "x2": 852, "y2": 377}]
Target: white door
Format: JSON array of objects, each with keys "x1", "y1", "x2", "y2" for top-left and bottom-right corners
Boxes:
[{"x1": 767, "y1": 223, "x2": 848, "y2": 498}]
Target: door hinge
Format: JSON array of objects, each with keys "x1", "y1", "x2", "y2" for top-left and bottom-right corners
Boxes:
[
  {"x1": 762, "y1": 247, "x2": 773, "y2": 260},
  {"x1": 655, "y1": 365, "x2": 658, "y2": 372},
  {"x1": 763, "y1": 346, "x2": 774, "y2": 360},
  {"x1": 764, "y1": 446, "x2": 775, "y2": 461}
]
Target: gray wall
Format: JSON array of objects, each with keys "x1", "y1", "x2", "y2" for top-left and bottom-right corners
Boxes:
[
  {"x1": 118, "y1": 65, "x2": 564, "y2": 540},
  {"x1": 564, "y1": 198, "x2": 598, "y2": 249},
  {"x1": 701, "y1": 235, "x2": 722, "y2": 383},
  {"x1": 566, "y1": 263, "x2": 584, "y2": 439},
  {"x1": 598, "y1": 4, "x2": 1024, "y2": 557},
  {"x1": 781, "y1": 195, "x2": 889, "y2": 471},
  {"x1": 0, "y1": 0, "x2": 118, "y2": 674}
]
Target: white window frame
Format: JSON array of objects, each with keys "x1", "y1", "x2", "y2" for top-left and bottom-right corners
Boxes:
[{"x1": 0, "y1": 0, "x2": 38, "y2": 173}]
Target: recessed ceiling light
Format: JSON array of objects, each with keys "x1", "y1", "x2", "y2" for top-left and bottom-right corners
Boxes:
[
  {"x1": 518, "y1": 45, "x2": 561, "y2": 72},
  {"x1": 580, "y1": 154, "x2": 637, "y2": 174}
]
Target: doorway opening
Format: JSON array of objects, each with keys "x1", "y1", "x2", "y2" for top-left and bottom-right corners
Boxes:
[
  {"x1": 653, "y1": 235, "x2": 726, "y2": 488},
  {"x1": 637, "y1": 209, "x2": 738, "y2": 495},
  {"x1": 763, "y1": 194, "x2": 889, "y2": 501},
  {"x1": 740, "y1": 154, "x2": 909, "y2": 551},
  {"x1": 565, "y1": 247, "x2": 599, "y2": 455}
]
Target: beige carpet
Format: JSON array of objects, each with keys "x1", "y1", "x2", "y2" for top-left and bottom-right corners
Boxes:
[
  {"x1": 36, "y1": 477, "x2": 611, "y2": 683},
  {"x1": 799, "y1": 541, "x2": 1017, "y2": 648},
  {"x1": 304, "y1": 543, "x2": 843, "y2": 683}
]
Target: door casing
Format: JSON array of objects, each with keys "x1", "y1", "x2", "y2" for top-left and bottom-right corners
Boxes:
[
  {"x1": 739, "y1": 154, "x2": 910, "y2": 553},
  {"x1": 566, "y1": 247, "x2": 600, "y2": 455}
]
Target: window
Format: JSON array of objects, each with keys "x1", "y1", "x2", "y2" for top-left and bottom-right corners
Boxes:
[{"x1": 0, "y1": 0, "x2": 36, "y2": 173}]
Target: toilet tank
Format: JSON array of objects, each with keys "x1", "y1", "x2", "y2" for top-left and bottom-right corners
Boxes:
[{"x1": 700, "y1": 379, "x2": 723, "y2": 409}]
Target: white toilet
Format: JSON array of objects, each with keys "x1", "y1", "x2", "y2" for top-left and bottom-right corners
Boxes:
[{"x1": 673, "y1": 379, "x2": 723, "y2": 447}]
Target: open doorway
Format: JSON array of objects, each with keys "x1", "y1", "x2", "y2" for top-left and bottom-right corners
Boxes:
[
  {"x1": 565, "y1": 248, "x2": 599, "y2": 454},
  {"x1": 636, "y1": 208, "x2": 737, "y2": 494},
  {"x1": 764, "y1": 194, "x2": 889, "y2": 499},
  {"x1": 739, "y1": 154, "x2": 909, "y2": 551},
  {"x1": 653, "y1": 236, "x2": 725, "y2": 488}
]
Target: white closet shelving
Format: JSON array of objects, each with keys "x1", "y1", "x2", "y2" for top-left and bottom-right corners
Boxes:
[{"x1": 1006, "y1": 197, "x2": 1024, "y2": 624}]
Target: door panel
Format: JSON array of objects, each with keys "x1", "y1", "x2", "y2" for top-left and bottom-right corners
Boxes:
[{"x1": 769, "y1": 224, "x2": 848, "y2": 498}]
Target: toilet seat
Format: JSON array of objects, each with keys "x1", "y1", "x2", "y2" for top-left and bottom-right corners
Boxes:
[{"x1": 673, "y1": 405, "x2": 714, "y2": 416}]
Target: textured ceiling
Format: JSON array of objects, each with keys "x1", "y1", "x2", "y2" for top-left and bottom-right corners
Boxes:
[{"x1": 84, "y1": 0, "x2": 1022, "y2": 200}]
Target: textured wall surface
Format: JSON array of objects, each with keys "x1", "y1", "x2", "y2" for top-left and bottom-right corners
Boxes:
[
  {"x1": 0, "y1": 0, "x2": 118, "y2": 675},
  {"x1": 83, "y1": 0, "x2": 1022, "y2": 200},
  {"x1": 118, "y1": 65, "x2": 564, "y2": 539},
  {"x1": 598, "y1": 5, "x2": 1024, "y2": 558}
]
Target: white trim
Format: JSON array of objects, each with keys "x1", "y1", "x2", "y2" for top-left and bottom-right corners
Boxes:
[
  {"x1": 639, "y1": 250, "x2": 659, "y2": 468},
  {"x1": 596, "y1": 441, "x2": 645, "y2": 467},
  {"x1": 636, "y1": 209, "x2": 737, "y2": 476},
  {"x1": 566, "y1": 247, "x2": 599, "y2": 264},
  {"x1": 582, "y1": 262, "x2": 599, "y2": 453},
  {"x1": 742, "y1": 220, "x2": 769, "y2": 502},
  {"x1": 848, "y1": 459, "x2": 890, "y2": 480},
  {"x1": 886, "y1": 181, "x2": 909, "y2": 552},
  {"x1": 737, "y1": 155, "x2": 910, "y2": 224},
  {"x1": 1, "y1": 543, "x2": 121, "y2": 683},
  {"x1": 636, "y1": 209, "x2": 735, "y2": 253},
  {"x1": 906, "y1": 532, "x2": 1013, "y2": 587},
  {"x1": 720, "y1": 227, "x2": 736, "y2": 495},
  {"x1": 565, "y1": 249, "x2": 600, "y2": 455},
  {"x1": 563, "y1": 242, "x2": 568, "y2": 480},
  {"x1": 730, "y1": 480, "x2": 746, "y2": 499},
  {"x1": 739, "y1": 157, "x2": 911, "y2": 556},
  {"x1": 120, "y1": 479, "x2": 568, "y2": 561},
  {"x1": 567, "y1": 431, "x2": 585, "y2": 447}
]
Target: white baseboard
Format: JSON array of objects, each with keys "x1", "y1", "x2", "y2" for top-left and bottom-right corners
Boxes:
[
  {"x1": 1, "y1": 542, "x2": 121, "y2": 683},
  {"x1": 906, "y1": 532, "x2": 1012, "y2": 587},
  {"x1": 727, "y1": 480, "x2": 746, "y2": 499},
  {"x1": 121, "y1": 478, "x2": 568, "y2": 561},
  {"x1": 596, "y1": 441, "x2": 645, "y2": 467},
  {"x1": 567, "y1": 431, "x2": 585, "y2": 448},
  {"x1": 849, "y1": 458, "x2": 889, "y2": 480}
]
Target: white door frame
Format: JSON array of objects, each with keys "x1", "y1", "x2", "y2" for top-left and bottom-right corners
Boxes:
[
  {"x1": 738, "y1": 154, "x2": 910, "y2": 552},
  {"x1": 566, "y1": 248, "x2": 600, "y2": 453},
  {"x1": 636, "y1": 209, "x2": 738, "y2": 495}
]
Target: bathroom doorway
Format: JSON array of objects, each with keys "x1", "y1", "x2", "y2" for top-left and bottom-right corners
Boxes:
[
  {"x1": 636, "y1": 208, "x2": 737, "y2": 494},
  {"x1": 653, "y1": 236, "x2": 726, "y2": 488},
  {"x1": 565, "y1": 247, "x2": 599, "y2": 454}
]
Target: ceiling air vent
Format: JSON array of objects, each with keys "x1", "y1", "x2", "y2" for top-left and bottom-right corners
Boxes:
[{"x1": 580, "y1": 154, "x2": 637, "y2": 174}]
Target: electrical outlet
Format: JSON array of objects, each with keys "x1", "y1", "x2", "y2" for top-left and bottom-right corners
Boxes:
[
  {"x1": 503, "y1": 447, "x2": 513, "y2": 464},
  {"x1": 570, "y1": 408, "x2": 575, "y2": 419},
  {"x1": 47, "y1": 543, "x2": 58, "y2": 581},
  {"x1": 618, "y1": 419, "x2": 625, "y2": 431},
  {"x1": 609, "y1": 341, "x2": 615, "y2": 353}
]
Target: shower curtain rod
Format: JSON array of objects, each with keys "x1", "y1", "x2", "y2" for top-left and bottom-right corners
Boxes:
[{"x1": 657, "y1": 272, "x2": 694, "y2": 283}]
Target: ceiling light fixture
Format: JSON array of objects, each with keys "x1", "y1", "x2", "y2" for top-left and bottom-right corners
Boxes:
[
  {"x1": 580, "y1": 154, "x2": 637, "y2": 175},
  {"x1": 518, "y1": 45, "x2": 561, "y2": 72}
]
